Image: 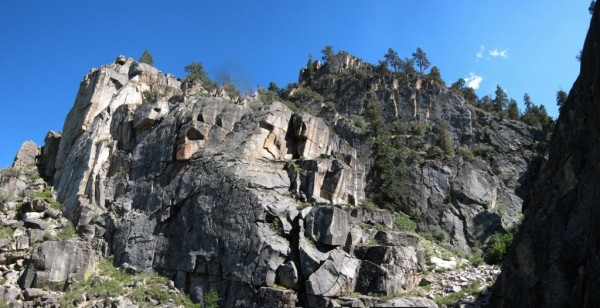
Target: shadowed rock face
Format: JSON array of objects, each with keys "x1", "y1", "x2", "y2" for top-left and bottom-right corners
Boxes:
[{"x1": 492, "y1": 6, "x2": 600, "y2": 307}]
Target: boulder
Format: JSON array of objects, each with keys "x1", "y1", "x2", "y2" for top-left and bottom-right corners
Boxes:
[
  {"x1": 305, "y1": 250, "x2": 360, "y2": 297},
  {"x1": 276, "y1": 261, "x2": 299, "y2": 289},
  {"x1": 19, "y1": 240, "x2": 95, "y2": 291},
  {"x1": 305, "y1": 205, "x2": 350, "y2": 246}
]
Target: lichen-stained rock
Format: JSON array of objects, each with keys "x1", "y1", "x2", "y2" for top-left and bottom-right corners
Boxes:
[
  {"x1": 19, "y1": 240, "x2": 95, "y2": 291},
  {"x1": 305, "y1": 205, "x2": 350, "y2": 246}
]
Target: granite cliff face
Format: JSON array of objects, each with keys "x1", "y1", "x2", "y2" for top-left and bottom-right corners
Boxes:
[
  {"x1": 9, "y1": 57, "x2": 427, "y2": 307},
  {"x1": 0, "y1": 48, "x2": 545, "y2": 306},
  {"x1": 292, "y1": 53, "x2": 541, "y2": 253},
  {"x1": 492, "y1": 5, "x2": 600, "y2": 307}
]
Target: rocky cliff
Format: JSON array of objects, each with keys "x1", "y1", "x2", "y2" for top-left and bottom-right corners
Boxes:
[
  {"x1": 0, "y1": 48, "x2": 544, "y2": 307},
  {"x1": 291, "y1": 52, "x2": 541, "y2": 252},
  {"x1": 491, "y1": 5, "x2": 600, "y2": 307}
]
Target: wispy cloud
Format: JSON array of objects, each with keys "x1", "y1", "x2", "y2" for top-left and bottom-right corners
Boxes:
[
  {"x1": 476, "y1": 46, "x2": 484, "y2": 61},
  {"x1": 489, "y1": 48, "x2": 508, "y2": 58},
  {"x1": 464, "y1": 72, "x2": 483, "y2": 90}
]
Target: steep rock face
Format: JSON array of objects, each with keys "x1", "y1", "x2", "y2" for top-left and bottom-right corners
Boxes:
[
  {"x1": 41, "y1": 56, "x2": 424, "y2": 306},
  {"x1": 300, "y1": 54, "x2": 540, "y2": 252},
  {"x1": 492, "y1": 6, "x2": 600, "y2": 307}
]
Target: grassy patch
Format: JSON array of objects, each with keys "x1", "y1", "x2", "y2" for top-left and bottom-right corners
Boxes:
[
  {"x1": 0, "y1": 226, "x2": 13, "y2": 240},
  {"x1": 392, "y1": 212, "x2": 417, "y2": 232},
  {"x1": 473, "y1": 144, "x2": 494, "y2": 158},
  {"x1": 30, "y1": 187, "x2": 64, "y2": 211},
  {"x1": 59, "y1": 258, "x2": 201, "y2": 307},
  {"x1": 435, "y1": 281, "x2": 481, "y2": 306}
]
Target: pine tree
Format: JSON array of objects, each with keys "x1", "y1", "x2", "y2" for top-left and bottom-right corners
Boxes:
[
  {"x1": 366, "y1": 99, "x2": 403, "y2": 209},
  {"x1": 384, "y1": 48, "x2": 401, "y2": 74},
  {"x1": 506, "y1": 99, "x2": 520, "y2": 120},
  {"x1": 321, "y1": 45, "x2": 334, "y2": 62},
  {"x1": 184, "y1": 62, "x2": 210, "y2": 84},
  {"x1": 139, "y1": 50, "x2": 154, "y2": 66},
  {"x1": 412, "y1": 47, "x2": 431, "y2": 76},
  {"x1": 556, "y1": 90, "x2": 568, "y2": 112},
  {"x1": 493, "y1": 85, "x2": 508, "y2": 112},
  {"x1": 439, "y1": 122, "x2": 454, "y2": 158}
]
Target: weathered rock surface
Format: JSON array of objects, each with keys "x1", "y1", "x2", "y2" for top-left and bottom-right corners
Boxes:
[
  {"x1": 19, "y1": 240, "x2": 95, "y2": 291},
  {"x1": 492, "y1": 6, "x2": 600, "y2": 307}
]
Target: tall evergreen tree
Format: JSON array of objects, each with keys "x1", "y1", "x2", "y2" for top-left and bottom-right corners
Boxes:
[
  {"x1": 412, "y1": 47, "x2": 431, "y2": 75},
  {"x1": 384, "y1": 48, "x2": 401, "y2": 74},
  {"x1": 493, "y1": 85, "x2": 508, "y2": 112},
  {"x1": 366, "y1": 99, "x2": 403, "y2": 209},
  {"x1": 506, "y1": 99, "x2": 520, "y2": 120},
  {"x1": 523, "y1": 93, "x2": 533, "y2": 112},
  {"x1": 556, "y1": 90, "x2": 568, "y2": 112},
  {"x1": 139, "y1": 50, "x2": 154, "y2": 65}
]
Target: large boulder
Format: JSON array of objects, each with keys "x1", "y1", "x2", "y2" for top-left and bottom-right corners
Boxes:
[
  {"x1": 19, "y1": 240, "x2": 95, "y2": 291},
  {"x1": 305, "y1": 205, "x2": 350, "y2": 246}
]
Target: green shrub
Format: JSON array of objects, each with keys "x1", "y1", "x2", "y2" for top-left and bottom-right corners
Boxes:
[
  {"x1": 485, "y1": 229, "x2": 516, "y2": 264},
  {"x1": 142, "y1": 90, "x2": 160, "y2": 102},
  {"x1": 431, "y1": 226, "x2": 448, "y2": 243},
  {"x1": 350, "y1": 115, "x2": 366, "y2": 131},
  {"x1": 392, "y1": 212, "x2": 417, "y2": 232},
  {"x1": 288, "y1": 86, "x2": 324, "y2": 103},
  {"x1": 360, "y1": 198, "x2": 378, "y2": 211},
  {"x1": 259, "y1": 89, "x2": 280, "y2": 104},
  {"x1": 473, "y1": 144, "x2": 494, "y2": 158},
  {"x1": 456, "y1": 146, "x2": 474, "y2": 161},
  {"x1": 204, "y1": 291, "x2": 220, "y2": 308},
  {"x1": 272, "y1": 219, "x2": 284, "y2": 236}
]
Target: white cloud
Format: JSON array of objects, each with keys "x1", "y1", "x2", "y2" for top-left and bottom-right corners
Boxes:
[
  {"x1": 489, "y1": 48, "x2": 508, "y2": 58},
  {"x1": 476, "y1": 46, "x2": 484, "y2": 61},
  {"x1": 464, "y1": 72, "x2": 483, "y2": 90}
]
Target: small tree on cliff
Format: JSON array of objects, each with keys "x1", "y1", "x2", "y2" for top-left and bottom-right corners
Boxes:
[
  {"x1": 139, "y1": 50, "x2": 154, "y2": 66},
  {"x1": 321, "y1": 45, "x2": 334, "y2": 63},
  {"x1": 556, "y1": 90, "x2": 568, "y2": 112},
  {"x1": 412, "y1": 47, "x2": 430, "y2": 76},
  {"x1": 184, "y1": 62, "x2": 210, "y2": 84}
]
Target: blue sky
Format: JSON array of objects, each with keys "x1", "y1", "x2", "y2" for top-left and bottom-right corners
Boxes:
[{"x1": 0, "y1": 0, "x2": 591, "y2": 168}]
